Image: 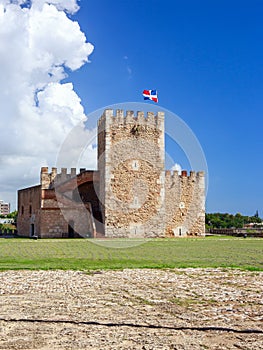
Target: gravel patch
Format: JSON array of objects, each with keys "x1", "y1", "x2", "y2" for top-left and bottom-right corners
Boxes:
[{"x1": 0, "y1": 268, "x2": 262, "y2": 349}]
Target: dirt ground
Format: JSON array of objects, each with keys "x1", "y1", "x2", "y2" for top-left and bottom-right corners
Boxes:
[{"x1": 0, "y1": 268, "x2": 262, "y2": 349}]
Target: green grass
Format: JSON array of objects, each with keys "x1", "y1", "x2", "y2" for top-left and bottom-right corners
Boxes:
[{"x1": 0, "y1": 236, "x2": 262, "y2": 271}]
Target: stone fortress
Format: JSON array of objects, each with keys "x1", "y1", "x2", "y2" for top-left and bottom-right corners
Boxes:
[{"x1": 17, "y1": 109, "x2": 205, "y2": 238}]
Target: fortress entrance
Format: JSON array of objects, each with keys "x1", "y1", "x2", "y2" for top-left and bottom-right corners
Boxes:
[
  {"x1": 30, "y1": 223, "x2": 34, "y2": 237},
  {"x1": 68, "y1": 220, "x2": 75, "y2": 238}
]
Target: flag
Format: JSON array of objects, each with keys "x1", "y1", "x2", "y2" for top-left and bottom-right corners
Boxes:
[{"x1": 142, "y1": 89, "x2": 158, "y2": 103}]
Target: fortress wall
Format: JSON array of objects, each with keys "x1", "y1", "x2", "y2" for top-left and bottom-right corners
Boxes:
[
  {"x1": 32, "y1": 167, "x2": 96, "y2": 238},
  {"x1": 18, "y1": 109, "x2": 205, "y2": 239},
  {"x1": 40, "y1": 167, "x2": 77, "y2": 189},
  {"x1": 165, "y1": 170, "x2": 205, "y2": 236},
  {"x1": 40, "y1": 206, "x2": 93, "y2": 238},
  {"x1": 98, "y1": 109, "x2": 166, "y2": 238},
  {"x1": 17, "y1": 185, "x2": 41, "y2": 237}
]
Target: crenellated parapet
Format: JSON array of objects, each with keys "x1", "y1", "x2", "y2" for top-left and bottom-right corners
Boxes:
[
  {"x1": 165, "y1": 169, "x2": 205, "y2": 202},
  {"x1": 164, "y1": 169, "x2": 205, "y2": 236},
  {"x1": 165, "y1": 169, "x2": 204, "y2": 183},
  {"x1": 40, "y1": 167, "x2": 78, "y2": 189},
  {"x1": 98, "y1": 109, "x2": 164, "y2": 131}
]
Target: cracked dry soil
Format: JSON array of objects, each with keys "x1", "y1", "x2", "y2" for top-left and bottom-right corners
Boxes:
[{"x1": 0, "y1": 268, "x2": 262, "y2": 349}]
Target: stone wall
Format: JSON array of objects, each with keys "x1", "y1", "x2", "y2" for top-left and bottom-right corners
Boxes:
[
  {"x1": 39, "y1": 168, "x2": 96, "y2": 238},
  {"x1": 40, "y1": 206, "x2": 93, "y2": 238},
  {"x1": 165, "y1": 170, "x2": 205, "y2": 236},
  {"x1": 40, "y1": 166, "x2": 77, "y2": 190},
  {"x1": 98, "y1": 109, "x2": 166, "y2": 238},
  {"x1": 17, "y1": 168, "x2": 97, "y2": 238},
  {"x1": 97, "y1": 109, "x2": 205, "y2": 238},
  {"x1": 17, "y1": 185, "x2": 41, "y2": 237}
]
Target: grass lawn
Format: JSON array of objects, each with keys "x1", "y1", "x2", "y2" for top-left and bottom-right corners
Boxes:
[{"x1": 0, "y1": 236, "x2": 262, "y2": 271}]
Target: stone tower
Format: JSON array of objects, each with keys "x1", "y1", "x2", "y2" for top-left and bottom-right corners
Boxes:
[
  {"x1": 17, "y1": 108, "x2": 205, "y2": 238},
  {"x1": 97, "y1": 109, "x2": 166, "y2": 238}
]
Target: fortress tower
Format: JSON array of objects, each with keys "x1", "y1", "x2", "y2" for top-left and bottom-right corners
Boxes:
[
  {"x1": 98, "y1": 109, "x2": 166, "y2": 238},
  {"x1": 17, "y1": 108, "x2": 205, "y2": 238}
]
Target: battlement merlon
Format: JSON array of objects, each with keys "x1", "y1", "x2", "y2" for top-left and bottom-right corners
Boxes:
[
  {"x1": 40, "y1": 167, "x2": 77, "y2": 176},
  {"x1": 97, "y1": 109, "x2": 165, "y2": 131},
  {"x1": 165, "y1": 169, "x2": 205, "y2": 184},
  {"x1": 40, "y1": 167, "x2": 78, "y2": 189}
]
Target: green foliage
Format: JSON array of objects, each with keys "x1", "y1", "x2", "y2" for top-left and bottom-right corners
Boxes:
[
  {"x1": 0, "y1": 223, "x2": 16, "y2": 232},
  {"x1": 205, "y1": 212, "x2": 262, "y2": 229},
  {"x1": 8, "y1": 210, "x2": 18, "y2": 219},
  {"x1": 0, "y1": 210, "x2": 17, "y2": 232},
  {"x1": 0, "y1": 210, "x2": 18, "y2": 219},
  {"x1": 0, "y1": 237, "x2": 262, "y2": 271}
]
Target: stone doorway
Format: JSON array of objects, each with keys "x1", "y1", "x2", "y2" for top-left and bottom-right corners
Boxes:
[
  {"x1": 68, "y1": 220, "x2": 75, "y2": 238},
  {"x1": 30, "y1": 224, "x2": 34, "y2": 237}
]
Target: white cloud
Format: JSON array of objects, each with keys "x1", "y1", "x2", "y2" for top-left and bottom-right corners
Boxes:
[
  {"x1": 31, "y1": 0, "x2": 80, "y2": 14},
  {"x1": 0, "y1": 0, "x2": 95, "y2": 210},
  {"x1": 171, "y1": 163, "x2": 182, "y2": 174}
]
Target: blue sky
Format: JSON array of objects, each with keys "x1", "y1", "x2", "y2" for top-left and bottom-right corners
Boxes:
[
  {"x1": 0, "y1": 0, "x2": 263, "y2": 217},
  {"x1": 63, "y1": 0, "x2": 263, "y2": 216}
]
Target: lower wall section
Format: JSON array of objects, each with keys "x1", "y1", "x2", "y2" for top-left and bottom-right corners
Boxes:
[
  {"x1": 40, "y1": 209, "x2": 67, "y2": 238},
  {"x1": 104, "y1": 205, "x2": 166, "y2": 238},
  {"x1": 104, "y1": 223, "x2": 166, "y2": 238},
  {"x1": 164, "y1": 171, "x2": 205, "y2": 236},
  {"x1": 40, "y1": 208, "x2": 95, "y2": 238}
]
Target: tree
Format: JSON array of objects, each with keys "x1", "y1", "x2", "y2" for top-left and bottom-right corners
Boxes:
[
  {"x1": 205, "y1": 212, "x2": 262, "y2": 229},
  {"x1": 0, "y1": 210, "x2": 18, "y2": 220}
]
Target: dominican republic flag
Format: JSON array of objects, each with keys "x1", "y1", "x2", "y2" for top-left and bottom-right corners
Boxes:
[{"x1": 142, "y1": 89, "x2": 158, "y2": 103}]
